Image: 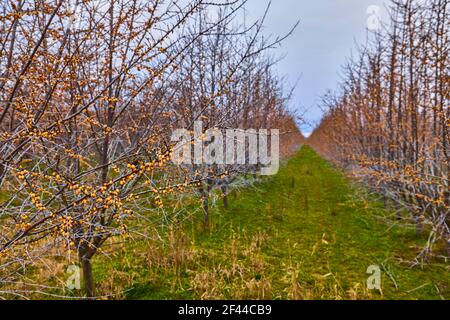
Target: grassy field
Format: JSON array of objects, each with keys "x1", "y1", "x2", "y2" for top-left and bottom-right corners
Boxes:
[{"x1": 87, "y1": 145, "x2": 449, "y2": 300}]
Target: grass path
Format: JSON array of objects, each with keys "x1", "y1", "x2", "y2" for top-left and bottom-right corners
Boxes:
[{"x1": 95, "y1": 146, "x2": 449, "y2": 300}]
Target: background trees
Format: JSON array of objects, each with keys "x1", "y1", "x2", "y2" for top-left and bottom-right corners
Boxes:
[{"x1": 309, "y1": 0, "x2": 449, "y2": 260}]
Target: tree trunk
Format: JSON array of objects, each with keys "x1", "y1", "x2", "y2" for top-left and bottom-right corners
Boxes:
[
  {"x1": 200, "y1": 188, "x2": 209, "y2": 230},
  {"x1": 221, "y1": 185, "x2": 228, "y2": 208},
  {"x1": 80, "y1": 255, "x2": 94, "y2": 298},
  {"x1": 0, "y1": 163, "x2": 5, "y2": 187}
]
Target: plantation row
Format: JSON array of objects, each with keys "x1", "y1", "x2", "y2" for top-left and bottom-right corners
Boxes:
[
  {"x1": 0, "y1": 0, "x2": 303, "y2": 298},
  {"x1": 309, "y1": 0, "x2": 450, "y2": 259}
]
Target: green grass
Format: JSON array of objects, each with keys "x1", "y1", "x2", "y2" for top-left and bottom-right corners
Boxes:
[{"x1": 93, "y1": 145, "x2": 449, "y2": 300}]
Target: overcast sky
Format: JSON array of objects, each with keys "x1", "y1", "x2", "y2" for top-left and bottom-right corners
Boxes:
[{"x1": 242, "y1": 0, "x2": 388, "y2": 135}]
